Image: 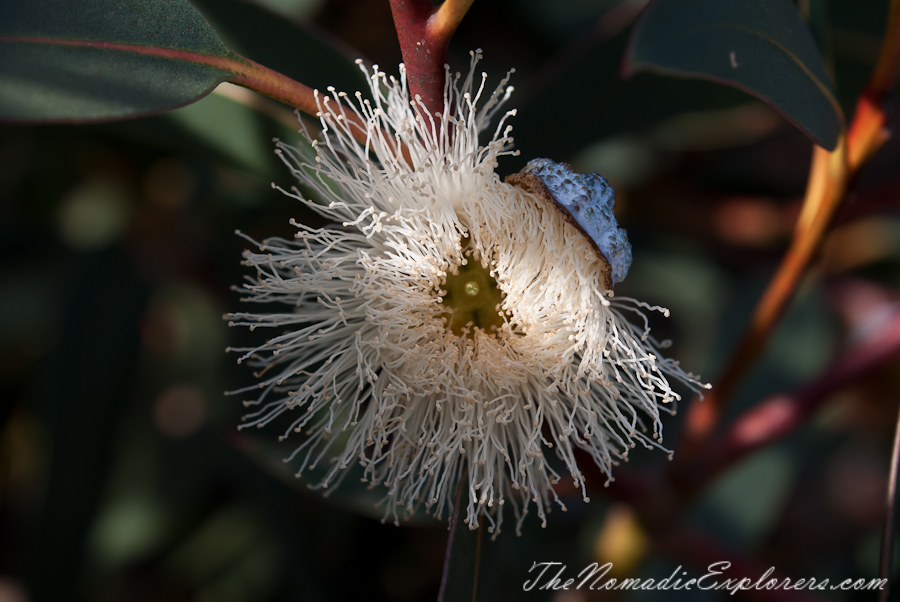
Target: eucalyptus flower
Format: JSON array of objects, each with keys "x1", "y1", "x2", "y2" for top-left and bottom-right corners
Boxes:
[{"x1": 226, "y1": 51, "x2": 707, "y2": 534}]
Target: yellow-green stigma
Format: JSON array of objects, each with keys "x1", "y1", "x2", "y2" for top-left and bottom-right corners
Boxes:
[{"x1": 440, "y1": 256, "x2": 505, "y2": 337}]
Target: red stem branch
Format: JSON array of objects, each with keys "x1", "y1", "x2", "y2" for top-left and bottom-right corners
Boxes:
[
  {"x1": 698, "y1": 309, "x2": 900, "y2": 488},
  {"x1": 389, "y1": 0, "x2": 475, "y2": 116}
]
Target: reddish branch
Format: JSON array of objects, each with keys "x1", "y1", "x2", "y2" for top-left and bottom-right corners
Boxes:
[
  {"x1": 849, "y1": 0, "x2": 900, "y2": 170},
  {"x1": 389, "y1": 0, "x2": 475, "y2": 116},
  {"x1": 698, "y1": 309, "x2": 900, "y2": 487},
  {"x1": 679, "y1": 0, "x2": 900, "y2": 451}
]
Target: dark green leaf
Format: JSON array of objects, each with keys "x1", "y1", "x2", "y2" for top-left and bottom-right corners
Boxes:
[
  {"x1": 0, "y1": 0, "x2": 234, "y2": 121},
  {"x1": 189, "y1": 0, "x2": 369, "y2": 97},
  {"x1": 511, "y1": 27, "x2": 751, "y2": 167},
  {"x1": 624, "y1": 0, "x2": 844, "y2": 150}
]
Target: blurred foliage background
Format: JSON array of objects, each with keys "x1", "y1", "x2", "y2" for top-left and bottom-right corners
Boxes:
[{"x1": 2, "y1": 0, "x2": 900, "y2": 600}]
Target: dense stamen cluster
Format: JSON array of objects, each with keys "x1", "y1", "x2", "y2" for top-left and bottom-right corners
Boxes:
[
  {"x1": 226, "y1": 51, "x2": 707, "y2": 534},
  {"x1": 439, "y1": 241, "x2": 506, "y2": 337}
]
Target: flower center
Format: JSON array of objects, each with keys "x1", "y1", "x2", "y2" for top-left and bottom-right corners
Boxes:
[{"x1": 440, "y1": 252, "x2": 505, "y2": 338}]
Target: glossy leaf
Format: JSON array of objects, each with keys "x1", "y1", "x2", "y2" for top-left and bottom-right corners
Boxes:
[
  {"x1": 511, "y1": 27, "x2": 751, "y2": 167},
  {"x1": 0, "y1": 0, "x2": 234, "y2": 121},
  {"x1": 189, "y1": 0, "x2": 369, "y2": 97},
  {"x1": 624, "y1": 0, "x2": 844, "y2": 150}
]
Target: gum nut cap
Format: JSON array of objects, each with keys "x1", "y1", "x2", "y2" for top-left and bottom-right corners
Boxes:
[{"x1": 505, "y1": 158, "x2": 632, "y2": 290}]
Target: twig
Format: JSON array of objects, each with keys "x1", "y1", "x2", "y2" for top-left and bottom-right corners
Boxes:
[
  {"x1": 680, "y1": 0, "x2": 900, "y2": 450},
  {"x1": 696, "y1": 308, "x2": 900, "y2": 489},
  {"x1": 849, "y1": 0, "x2": 900, "y2": 170},
  {"x1": 880, "y1": 400, "x2": 900, "y2": 602},
  {"x1": 681, "y1": 140, "x2": 846, "y2": 448},
  {"x1": 388, "y1": 0, "x2": 475, "y2": 115},
  {"x1": 437, "y1": 478, "x2": 466, "y2": 602},
  {"x1": 471, "y1": 525, "x2": 483, "y2": 602}
]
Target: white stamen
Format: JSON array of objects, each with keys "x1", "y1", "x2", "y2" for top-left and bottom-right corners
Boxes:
[{"x1": 229, "y1": 55, "x2": 707, "y2": 535}]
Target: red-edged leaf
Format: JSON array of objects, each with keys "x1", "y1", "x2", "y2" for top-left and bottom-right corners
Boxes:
[
  {"x1": 624, "y1": 0, "x2": 844, "y2": 150},
  {"x1": 0, "y1": 0, "x2": 236, "y2": 122}
]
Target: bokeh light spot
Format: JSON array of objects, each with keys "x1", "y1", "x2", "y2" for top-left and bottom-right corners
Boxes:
[{"x1": 153, "y1": 384, "x2": 206, "y2": 439}]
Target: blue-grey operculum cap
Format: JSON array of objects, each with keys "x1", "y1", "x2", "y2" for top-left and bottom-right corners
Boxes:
[{"x1": 505, "y1": 158, "x2": 633, "y2": 291}]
